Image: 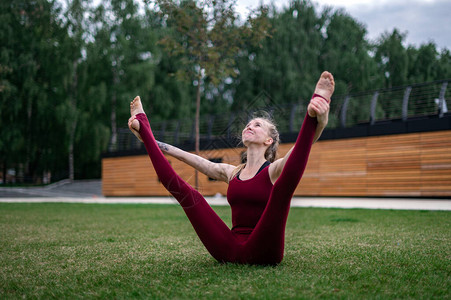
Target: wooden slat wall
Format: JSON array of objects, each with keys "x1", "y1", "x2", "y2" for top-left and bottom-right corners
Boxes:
[{"x1": 102, "y1": 130, "x2": 451, "y2": 197}]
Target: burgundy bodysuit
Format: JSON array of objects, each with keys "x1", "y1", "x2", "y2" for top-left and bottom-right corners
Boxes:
[
  {"x1": 227, "y1": 161, "x2": 272, "y2": 237},
  {"x1": 135, "y1": 108, "x2": 317, "y2": 265}
]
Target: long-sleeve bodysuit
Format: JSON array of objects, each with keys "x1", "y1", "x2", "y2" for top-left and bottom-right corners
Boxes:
[{"x1": 135, "y1": 108, "x2": 317, "y2": 265}]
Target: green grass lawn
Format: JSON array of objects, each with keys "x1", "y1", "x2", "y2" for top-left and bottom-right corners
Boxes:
[{"x1": 0, "y1": 203, "x2": 449, "y2": 299}]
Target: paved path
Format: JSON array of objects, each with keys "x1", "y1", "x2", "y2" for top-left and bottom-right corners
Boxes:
[
  {"x1": 0, "y1": 196, "x2": 450, "y2": 211},
  {"x1": 0, "y1": 179, "x2": 102, "y2": 198},
  {"x1": 1, "y1": 180, "x2": 450, "y2": 211}
]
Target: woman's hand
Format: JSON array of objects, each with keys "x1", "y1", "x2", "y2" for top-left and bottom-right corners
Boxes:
[{"x1": 308, "y1": 96, "x2": 329, "y2": 127}]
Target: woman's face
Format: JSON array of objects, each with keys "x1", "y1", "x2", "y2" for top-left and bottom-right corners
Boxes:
[{"x1": 242, "y1": 118, "x2": 272, "y2": 147}]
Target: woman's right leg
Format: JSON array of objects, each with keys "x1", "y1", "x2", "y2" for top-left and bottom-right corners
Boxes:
[
  {"x1": 240, "y1": 114, "x2": 318, "y2": 264},
  {"x1": 131, "y1": 106, "x2": 239, "y2": 262}
]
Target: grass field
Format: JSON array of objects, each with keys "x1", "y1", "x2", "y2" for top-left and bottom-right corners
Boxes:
[{"x1": 0, "y1": 203, "x2": 449, "y2": 299}]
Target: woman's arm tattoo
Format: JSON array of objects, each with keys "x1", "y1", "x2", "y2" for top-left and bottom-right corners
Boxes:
[{"x1": 156, "y1": 141, "x2": 170, "y2": 152}]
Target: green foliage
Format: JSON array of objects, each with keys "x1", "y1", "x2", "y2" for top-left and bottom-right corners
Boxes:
[
  {"x1": 0, "y1": 0, "x2": 71, "y2": 181},
  {"x1": 408, "y1": 42, "x2": 441, "y2": 83},
  {"x1": 375, "y1": 29, "x2": 409, "y2": 87},
  {"x1": 154, "y1": 0, "x2": 270, "y2": 171},
  {"x1": 232, "y1": 0, "x2": 322, "y2": 111},
  {"x1": 322, "y1": 9, "x2": 380, "y2": 94},
  {"x1": 0, "y1": 0, "x2": 449, "y2": 182}
]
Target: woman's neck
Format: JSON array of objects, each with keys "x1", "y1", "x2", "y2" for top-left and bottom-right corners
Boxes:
[{"x1": 245, "y1": 145, "x2": 267, "y2": 170}]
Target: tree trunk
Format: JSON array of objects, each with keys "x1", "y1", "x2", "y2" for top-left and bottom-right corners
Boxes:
[
  {"x1": 194, "y1": 73, "x2": 202, "y2": 190},
  {"x1": 109, "y1": 66, "x2": 119, "y2": 152},
  {"x1": 2, "y1": 162, "x2": 6, "y2": 185},
  {"x1": 68, "y1": 60, "x2": 78, "y2": 181},
  {"x1": 110, "y1": 92, "x2": 117, "y2": 151},
  {"x1": 25, "y1": 91, "x2": 33, "y2": 183},
  {"x1": 68, "y1": 119, "x2": 77, "y2": 181}
]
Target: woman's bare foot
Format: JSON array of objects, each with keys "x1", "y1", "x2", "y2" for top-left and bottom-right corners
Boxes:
[
  {"x1": 128, "y1": 96, "x2": 145, "y2": 142},
  {"x1": 314, "y1": 71, "x2": 335, "y2": 101},
  {"x1": 308, "y1": 71, "x2": 335, "y2": 118}
]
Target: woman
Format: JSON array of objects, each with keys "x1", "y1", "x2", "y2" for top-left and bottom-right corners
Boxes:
[{"x1": 128, "y1": 71, "x2": 334, "y2": 265}]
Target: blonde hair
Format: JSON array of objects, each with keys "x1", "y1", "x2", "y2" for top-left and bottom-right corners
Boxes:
[{"x1": 229, "y1": 113, "x2": 280, "y2": 181}]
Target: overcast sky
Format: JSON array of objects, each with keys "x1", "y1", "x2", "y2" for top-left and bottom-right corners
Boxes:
[{"x1": 236, "y1": 0, "x2": 451, "y2": 51}]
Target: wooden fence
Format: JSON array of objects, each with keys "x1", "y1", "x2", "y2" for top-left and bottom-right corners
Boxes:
[{"x1": 102, "y1": 130, "x2": 451, "y2": 197}]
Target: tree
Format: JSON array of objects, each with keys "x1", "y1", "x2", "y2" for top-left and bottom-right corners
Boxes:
[
  {"x1": 61, "y1": 0, "x2": 87, "y2": 181},
  {"x1": 375, "y1": 29, "x2": 408, "y2": 88},
  {"x1": 153, "y1": 0, "x2": 270, "y2": 189},
  {"x1": 321, "y1": 9, "x2": 380, "y2": 94},
  {"x1": 85, "y1": 0, "x2": 158, "y2": 152},
  {"x1": 407, "y1": 42, "x2": 439, "y2": 83},
  {"x1": 0, "y1": 0, "x2": 73, "y2": 183},
  {"x1": 0, "y1": 1, "x2": 23, "y2": 182},
  {"x1": 233, "y1": 0, "x2": 323, "y2": 110},
  {"x1": 436, "y1": 49, "x2": 451, "y2": 80}
]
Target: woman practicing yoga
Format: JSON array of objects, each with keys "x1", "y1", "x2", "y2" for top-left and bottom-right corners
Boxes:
[{"x1": 128, "y1": 71, "x2": 335, "y2": 265}]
